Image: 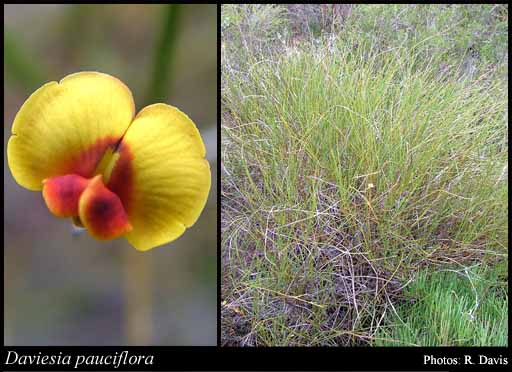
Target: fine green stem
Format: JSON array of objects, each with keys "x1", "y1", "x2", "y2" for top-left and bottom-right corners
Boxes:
[
  {"x1": 123, "y1": 248, "x2": 153, "y2": 345},
  {"x1": 145, "y1": 4, "x2": 182, "y2": 105}
]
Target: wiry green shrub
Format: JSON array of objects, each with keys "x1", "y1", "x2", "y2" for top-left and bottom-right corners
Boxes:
[{"x1": 222, "y1": 6, "x2": 507, "y2": 346}]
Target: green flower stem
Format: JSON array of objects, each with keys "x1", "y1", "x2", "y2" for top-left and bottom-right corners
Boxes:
[
  {"x1": 145, "y1": 4, "x2": 181, "y2": 105},
  {"x1": 123, "y1": 249, "x2": 152, "y2": 345}
]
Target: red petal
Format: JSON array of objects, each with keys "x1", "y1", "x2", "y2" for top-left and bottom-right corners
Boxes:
[
  {"x1": 79, "y1": 175, "x2": 132, "y2": 240},
  {"x1": 42, "y1": 174, "x2": 90, "y2": 217}
]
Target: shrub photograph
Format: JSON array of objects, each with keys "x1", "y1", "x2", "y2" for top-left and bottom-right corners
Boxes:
[{"x1": 221, "y1": 4, "x2": 508, "y2": 346}]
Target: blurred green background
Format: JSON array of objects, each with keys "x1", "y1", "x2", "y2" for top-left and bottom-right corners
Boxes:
[{"x1": 4, "y1": 4, "x2": 217, "y2": 345}]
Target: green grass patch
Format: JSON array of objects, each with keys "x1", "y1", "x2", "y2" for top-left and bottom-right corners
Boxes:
[{"x1": 375, "y1": 265, "x2": 508, "y2": 346}]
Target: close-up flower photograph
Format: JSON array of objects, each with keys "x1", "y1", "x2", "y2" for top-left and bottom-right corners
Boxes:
[
  {"x1": 4, "y1": 4, "x2": 217, "y2": 346},
  {"x1": 2, "y1": 2, "x2": 509, "y2": 372}
]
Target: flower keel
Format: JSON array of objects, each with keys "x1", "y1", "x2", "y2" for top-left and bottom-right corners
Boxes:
[{"x1": 79, "y1": 175, "x2": 133, "y2": 240}]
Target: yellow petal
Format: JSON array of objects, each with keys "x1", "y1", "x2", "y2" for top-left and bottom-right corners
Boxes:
[
  {"x1": 115, "y1": 103, "x2": 211, "y2": 251},
  {"x1": 7, "y1": 71, "x2": 135, "y2": 191}
]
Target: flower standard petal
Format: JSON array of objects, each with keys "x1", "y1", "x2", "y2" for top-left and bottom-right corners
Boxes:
[
  {"x1": 111, "y1": 103, "x2": 211, "y2": 251},
  {"x1": 7, "y1": 71, "x2": 135, "y2": 191}
]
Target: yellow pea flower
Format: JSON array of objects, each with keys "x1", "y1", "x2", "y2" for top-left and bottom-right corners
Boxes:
[{"x1": 7, "y1": 71, "x2": 211, "y2": 251}]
